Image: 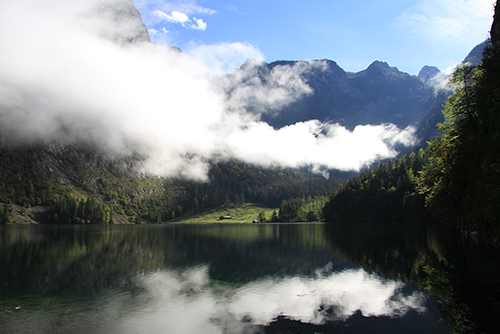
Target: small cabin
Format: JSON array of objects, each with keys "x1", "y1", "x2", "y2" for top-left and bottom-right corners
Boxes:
[{"x1": 219, "y1": 216, "x2": 232, "y2": 220}]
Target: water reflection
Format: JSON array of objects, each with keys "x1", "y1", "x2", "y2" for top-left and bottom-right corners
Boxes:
[
  {"x1": 325, "y1": 222, "x2": 500, "y2": 334},
  {"x1": 106, "y1": 264, "x2": 426, "y2": 334},
  {"x1": 0, "y1": 223, "x2": 457, "y2": 334}
]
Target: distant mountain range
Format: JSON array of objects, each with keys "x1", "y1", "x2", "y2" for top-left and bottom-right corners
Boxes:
[
  {"x1": 232, "y1": 59, "x2": 442, "y2": 132},
  {"x1": 219, "y1": 42, "x2": 486, "y2": 144}
]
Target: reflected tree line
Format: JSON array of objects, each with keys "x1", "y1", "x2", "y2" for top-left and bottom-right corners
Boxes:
[
  {"x1": 324, "y1": 223, "x2": 500, "y2": 334},
  {"x1": 0, "y1": 225, "x2": 168, "y2": 297},
  {"x1": 0, "y1": 224, "x2": 339, "y2": 299},
  {"x1": 2, "y1": 223, "x2": 499, "y2": 333}
]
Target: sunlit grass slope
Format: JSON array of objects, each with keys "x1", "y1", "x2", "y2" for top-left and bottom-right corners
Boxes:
[{"x1": 171, "y1": 203, "x2": 277, "y2": 224}]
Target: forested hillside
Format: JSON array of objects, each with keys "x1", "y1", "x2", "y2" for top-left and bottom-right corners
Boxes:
[
  {"x1": 418, "y1": 47, "x2": 500, "y2": 236},
  {"x1": 0, "y1": 143, "x2": 341, "y2": 224},
  {"x1": 323, "y1": 150, "x2": 429, "y2": 223},
  {"x1": 324, "y1": 4, "x2": 500, "y2": 240}
]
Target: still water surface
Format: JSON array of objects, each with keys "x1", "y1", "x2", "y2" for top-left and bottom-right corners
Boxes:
[{"x1": 1, "y1": 222, "x2": 498, "y2": 333}]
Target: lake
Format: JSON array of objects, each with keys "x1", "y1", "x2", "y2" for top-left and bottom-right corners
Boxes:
[{"x1": 1, "y1": 222, "x2": 498, "y2": 334}]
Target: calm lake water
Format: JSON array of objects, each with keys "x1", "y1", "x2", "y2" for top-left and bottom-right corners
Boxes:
[{"x1": 1, "y1": 222, "x2": 498, "y2": 334}]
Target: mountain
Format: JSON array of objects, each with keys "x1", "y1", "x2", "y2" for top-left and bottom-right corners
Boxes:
[
  {"x1": 222, "y1": 39, "x2": 488, "y2": 144},
  {"x1": 222, "y1": 59, "x2": 445, "y2": 133}
]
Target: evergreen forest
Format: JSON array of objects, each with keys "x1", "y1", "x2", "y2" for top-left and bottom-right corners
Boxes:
[{"x1": 0, "y1": 144, "x2": 342, "y2": 224}]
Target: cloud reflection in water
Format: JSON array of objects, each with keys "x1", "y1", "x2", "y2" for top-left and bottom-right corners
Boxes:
[{"x1": 112, "y1": 264, "x2": 426, "y2": 334}]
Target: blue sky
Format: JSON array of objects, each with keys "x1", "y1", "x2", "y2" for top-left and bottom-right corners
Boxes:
[{"x1": 133, "y1": 0, "x2": 495, "y2": 75}]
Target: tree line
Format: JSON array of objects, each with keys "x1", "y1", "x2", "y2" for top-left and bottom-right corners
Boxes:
[
  {"x1": 0, "y1": 143, "x2": 343, "y2": 224},
  {"x1": 255, "y1": 195, "x2": 327, "y2": 223},
  {"x1": 323, "y1": 150, "x2": 429, "y2": 223}
]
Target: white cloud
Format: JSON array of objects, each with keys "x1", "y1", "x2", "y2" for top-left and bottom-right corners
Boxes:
[
  {"x1": 134, "y1": 0, "x2": 216, "y2": 30},
  {"x1": 154, "y1": 10, "x2": 190, "y2": 25},
  {"x1": 133, "y1": 0, "x2": 217, "y2": 15},
  {"x1": 226, "y1": 4, "x2": 243, "y2": 15},
  {"x1": 398, "y1": 0, "x2": 494, "y2": 43},
  {"x1": 109, "y1": 265, "x2": 427, "y2": 333},
  {"x1": 217, "y1": 60, "x2": 327, "y2": 116},
  {"x1": 144, "y1": 0, "x2": 217, "y2": 16},
  {"x1": 0, "y1": 0, "x2": 418, "y2": 181},
  {"x1": 428, "y1": 71, "x2": 453, "y2": 93},
  {"x1": 186, "y1": 42, "x2": 265, "y2": 74},
  {"x1": 153, "y1": 10, "x2": 206, "y2": 30},
  {"x1": 0, "y1": 0, "x2": 223, "y2": 180},
  {"x1": 217, "y1": 119, "x2": 417, "y2": 173},
  {"x1": 148, "y1": 27, "x2": 171, "y2": 45},
  {"x1": 191, "y1": 17, "x2": 207, "y2": 30}
]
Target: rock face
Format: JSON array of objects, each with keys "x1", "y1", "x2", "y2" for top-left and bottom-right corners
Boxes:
[{"x1": 88, "y1": 0, "x2": 151, "y2": 45}]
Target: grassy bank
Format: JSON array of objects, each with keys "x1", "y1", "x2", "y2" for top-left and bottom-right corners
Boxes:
[{"x1": 171, "y1": 203, "x2": 278, "y2": 224}]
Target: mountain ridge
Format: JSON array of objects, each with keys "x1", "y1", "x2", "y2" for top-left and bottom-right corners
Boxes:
[{"x1": 228, "y1": 58, "x2": 445, "y2": 135}]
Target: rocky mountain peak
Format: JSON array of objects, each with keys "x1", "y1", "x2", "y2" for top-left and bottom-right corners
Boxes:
[
  {"x1": 356, "y1": 61, "x2": 401, "y2": 78},
  {"x1": 369, "y1": 60, "x2": 391, "y2": 69},
  {"x1": 418, "y1": 66, "x2": 441, "y2": 84}
]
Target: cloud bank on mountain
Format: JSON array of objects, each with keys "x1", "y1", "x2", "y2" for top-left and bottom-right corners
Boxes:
[
  {"x1": 216, "y1": 60, "x2": 328, "y2": 116},
  {"x1": 0, "y1": 0, "x2": 417, "y2": 180}
]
